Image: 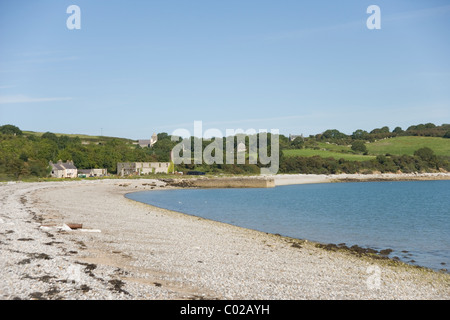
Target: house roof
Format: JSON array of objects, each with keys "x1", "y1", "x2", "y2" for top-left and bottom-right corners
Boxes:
[
  {"x1": 63, "y1": 163, "x2": 77, "y2": 170},
  {"x1": 51, "y1": 163, "x2": 65, "y2": 171},
  {"x1": 51, "y1": 161, "x2": 77, "y2": 170}
]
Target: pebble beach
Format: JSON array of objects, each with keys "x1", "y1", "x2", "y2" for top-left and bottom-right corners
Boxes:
[{"x1": 0, "y1": 177, "x2": 449, "y2": 300}]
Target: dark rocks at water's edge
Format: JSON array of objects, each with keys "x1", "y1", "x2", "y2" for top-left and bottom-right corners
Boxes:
[
  {"x1": 159, "y1": 179, "x2": 194, "y2": 188},
  {"x1": 315, "y1": 243, "x2": 395, "y2": 260},
  {"x1": 315, "y1": 243, "x2": 447, "y2": 273},
  {"x1": 379, "y1": 248, "x2": 394, "y2": 256},
  {"x1": 315, "y1": 242, "x2": 450, "y2": 273},
  {"x1": 158, "y1": 177, "x2": 275, "y2": 188}
]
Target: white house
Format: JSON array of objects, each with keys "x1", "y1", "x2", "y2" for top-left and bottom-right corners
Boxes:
[
  {"x1": 117, "y1": 162, "x2": 171, "y2": 176},
  {"x1": 49, "y1": 160, "x2": 78, "y2": 178}
]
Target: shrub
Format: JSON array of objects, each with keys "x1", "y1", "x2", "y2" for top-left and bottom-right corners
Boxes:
[{"x1": 351, "y1": 140, "x2": 368, "y2": 154}]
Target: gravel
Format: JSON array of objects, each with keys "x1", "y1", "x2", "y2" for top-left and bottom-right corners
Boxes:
[{"x1": 1, "y1": 179, "x2": 449, "y2": 300}]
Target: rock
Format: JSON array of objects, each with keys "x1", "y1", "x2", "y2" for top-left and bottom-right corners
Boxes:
[{"x1": 380, "y1": 249, "x2": 393, "y2": 256}]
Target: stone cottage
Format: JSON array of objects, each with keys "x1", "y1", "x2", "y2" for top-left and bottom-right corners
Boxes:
[{"x1": 49, "y1": 160, "x2": 78, "y2": 178}]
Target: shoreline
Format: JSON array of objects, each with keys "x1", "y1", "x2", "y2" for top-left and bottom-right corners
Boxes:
[
  {"x1": 126, "y1": 177, "x2": 449, "y2": 274},
  {"x1": 125, "y1": 193, "x2": 446, "y2": 274},
  {"x1": 272, "y1": 172, "x2": 450, "y2": 186},
  {"x1": 1, "y1": 179, "x2": 449, "y2": 299},
  {"x1": 3, "y1": 171, "x2": 450, "y2": 188},
  {"x1": 154, "y1": 172, "x2": 450, "y2": 189}
]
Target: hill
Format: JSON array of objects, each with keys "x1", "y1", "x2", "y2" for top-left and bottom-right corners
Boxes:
[
  {"x1": 367, "y1": 136, "x2": 450, "y2": 157},
  {"x1": 0, "y1": 125, "x2": 171, "y2": 180},
  {"x1": 283, "y1": 136, "x2": 450, "y2": 160},
  {"x1": 1, "y1": 123, "x2": 450, "y2": 180},
  {"x1": 22, "y1": 130, "x2": 136, "y2": 145},
  {"x1": 282, "y1": 149, "x2": 375, "y2": 161}
]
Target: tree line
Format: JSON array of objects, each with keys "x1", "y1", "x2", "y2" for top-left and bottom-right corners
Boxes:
[
  {"x1": 280, "y1": 148, "x2": 448, "y2": 175},
  {"x1": 307, "y1": 123, "x2": 450, "y2": 146},
  {"x1": 0, "y1": 123, "x2": 449, "y2": 180},
  {"x1": 0, "y1": 126, "x2": 169, "y2": 180}
]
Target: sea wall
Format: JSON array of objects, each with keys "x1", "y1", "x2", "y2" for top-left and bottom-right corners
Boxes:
[{"x1": 161, "y1": 177, "x2": 275, "y2": 188}]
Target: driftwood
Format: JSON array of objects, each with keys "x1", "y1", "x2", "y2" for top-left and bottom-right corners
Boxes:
[
  {"x1": 66, "y1": 223, "x2": 83, "y2": 229},
  {"x1": 39, "y1": 223, "x2": 100, "y2": 232}
]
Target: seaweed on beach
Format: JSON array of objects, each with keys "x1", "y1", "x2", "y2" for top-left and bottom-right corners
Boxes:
[
  {"x1": 75, "y1": 261, "x2": 97, "y2": 277},
  {"x1": 108, "y1": 279, "x2": 129, "y2": 295},
  {"x1": 315, "y1": 242, "x2": 391, "y2": 260},
  {"x1": 26, "y1": 252, "x2": 52, "y2": 260},
  {"x1": 29, "y1": 292, "x2": 46, "y2": 300},
  {"x1": 17, "y1": 258, "x2": 31, "y2": 265},
  {"x1": 17, "y1": 238, "x2": 34, "y2": 241},
  {"x1": 291, "y1": 242, "x2": 302, "y2": 249}
]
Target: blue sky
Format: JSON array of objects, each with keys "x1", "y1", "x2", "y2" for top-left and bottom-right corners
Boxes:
[{"x1": 1, "y1": 0, "x2": 449, "y2": 139}]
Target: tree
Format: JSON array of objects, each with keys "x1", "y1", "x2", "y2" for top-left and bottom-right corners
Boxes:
[
  {"x1": 352, "y1": 129, "x2": 370, "y2": 140},
  {"x1": 290, "y1": 137, "x2": 304, "y2": 149},
  {"x1": 321, "y1": 129, "x2": 348, "y2": 140},
  {"x1": 351, "y1": 140, "x2": 368, "y2": 154},
  {"x1": 152, "y1": 138, "x2": 177, "y2": 162},
  {"x1": 42, "y1": 132, "x2": 58, "y2": 142},
  {"x1": 393, "y1": 127, "x2": 403, "y2": 134},
  {"x1": 0, "y1": 124, "x2": 22, "y2": 136},
  {"x1": 157, "y1": 132, "x2": 169, "y2": 140},
  {"x1": 370, "y1": 126, "x2": 389, "y2": 134},
  {"x1": 414, "y1": 147, "x2": 435, "y2": 162}
]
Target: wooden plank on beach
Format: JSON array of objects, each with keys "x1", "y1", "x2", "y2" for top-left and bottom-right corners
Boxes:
[{"x1": 66, "y1": 223, "x2": 83, "y2": 229}]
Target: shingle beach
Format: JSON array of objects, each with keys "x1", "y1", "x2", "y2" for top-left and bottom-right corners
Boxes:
[{"x1": 1, "y1": 177, "x2": 449, "y2": 300}]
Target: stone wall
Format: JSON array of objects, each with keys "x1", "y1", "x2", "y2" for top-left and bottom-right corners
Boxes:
[{"x1": 162, "y1": 177, "x2": 275, "y2": 188}]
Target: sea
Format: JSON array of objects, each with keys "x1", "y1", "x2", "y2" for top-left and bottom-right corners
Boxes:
[{"x1": 126, "y1": 180, "x2": 450, "y2": 272}]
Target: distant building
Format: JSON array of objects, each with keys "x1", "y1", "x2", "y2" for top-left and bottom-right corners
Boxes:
[
  {"x1": 289, "y1": 134, "x2": 304, "y2": 142},
  {"x1": 138, "y1": 132, "x2": 158, "y2": 148},
  {"x1": 117, "y1": 162, "x2": 171, "y2": 176},
  {"x1": 150, "y1": 133, "x2": 158, "y2": 147},
  {"x1": 50, "y1": 160, "x2": 78, "y2": 178},
  {"x1": 78, "y1": 168, "x2": 108, "y2": 178},
  {"x1": 138, "y1": 139, "x2": 151, "y2": 148}
]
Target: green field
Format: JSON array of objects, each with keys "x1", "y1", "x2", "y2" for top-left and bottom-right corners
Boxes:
[
  {"x1": 366, "y1": 136, "x2": 450, "y2": 156},
  {"x1": 283, "y1": 149, "x2": 375, "y2": 161},
  {"x1": 283, "y1": 136, "x2": 450, "y2": 161}
]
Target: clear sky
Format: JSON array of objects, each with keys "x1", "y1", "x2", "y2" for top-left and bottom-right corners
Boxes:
[{"x1": 1, "y1": 0, "x2": 449, "y2": 139}]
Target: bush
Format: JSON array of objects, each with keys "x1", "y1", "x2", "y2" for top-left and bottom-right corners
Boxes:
[
  {"x1": 414, "y1": 147, "x2": 435, "y2": 162},
  {"x1": 351, "y1": 140, "x2": 368, "y2": 154}
]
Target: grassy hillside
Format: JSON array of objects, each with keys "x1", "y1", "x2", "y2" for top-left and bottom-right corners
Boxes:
[
  {"x1": 2, "y1": 125, "x2": 450, "y2": 179},
  {"x1": 366, "y1": 136, "x2": 450, "y2": 157},
  {"x1": 283, "y1": 136, "x2": 450, "y2": 161},
  {"x1": 282, "y1": 149, "x2": 375, "y2": 161},
  {"x1": 22, "y1": 130, "x2": 136, "y2": 144}
]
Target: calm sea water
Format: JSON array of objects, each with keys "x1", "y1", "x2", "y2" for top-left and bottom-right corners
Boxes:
[{"x1": 126, "y1": 180, "x2": 450, "y2": 272}]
